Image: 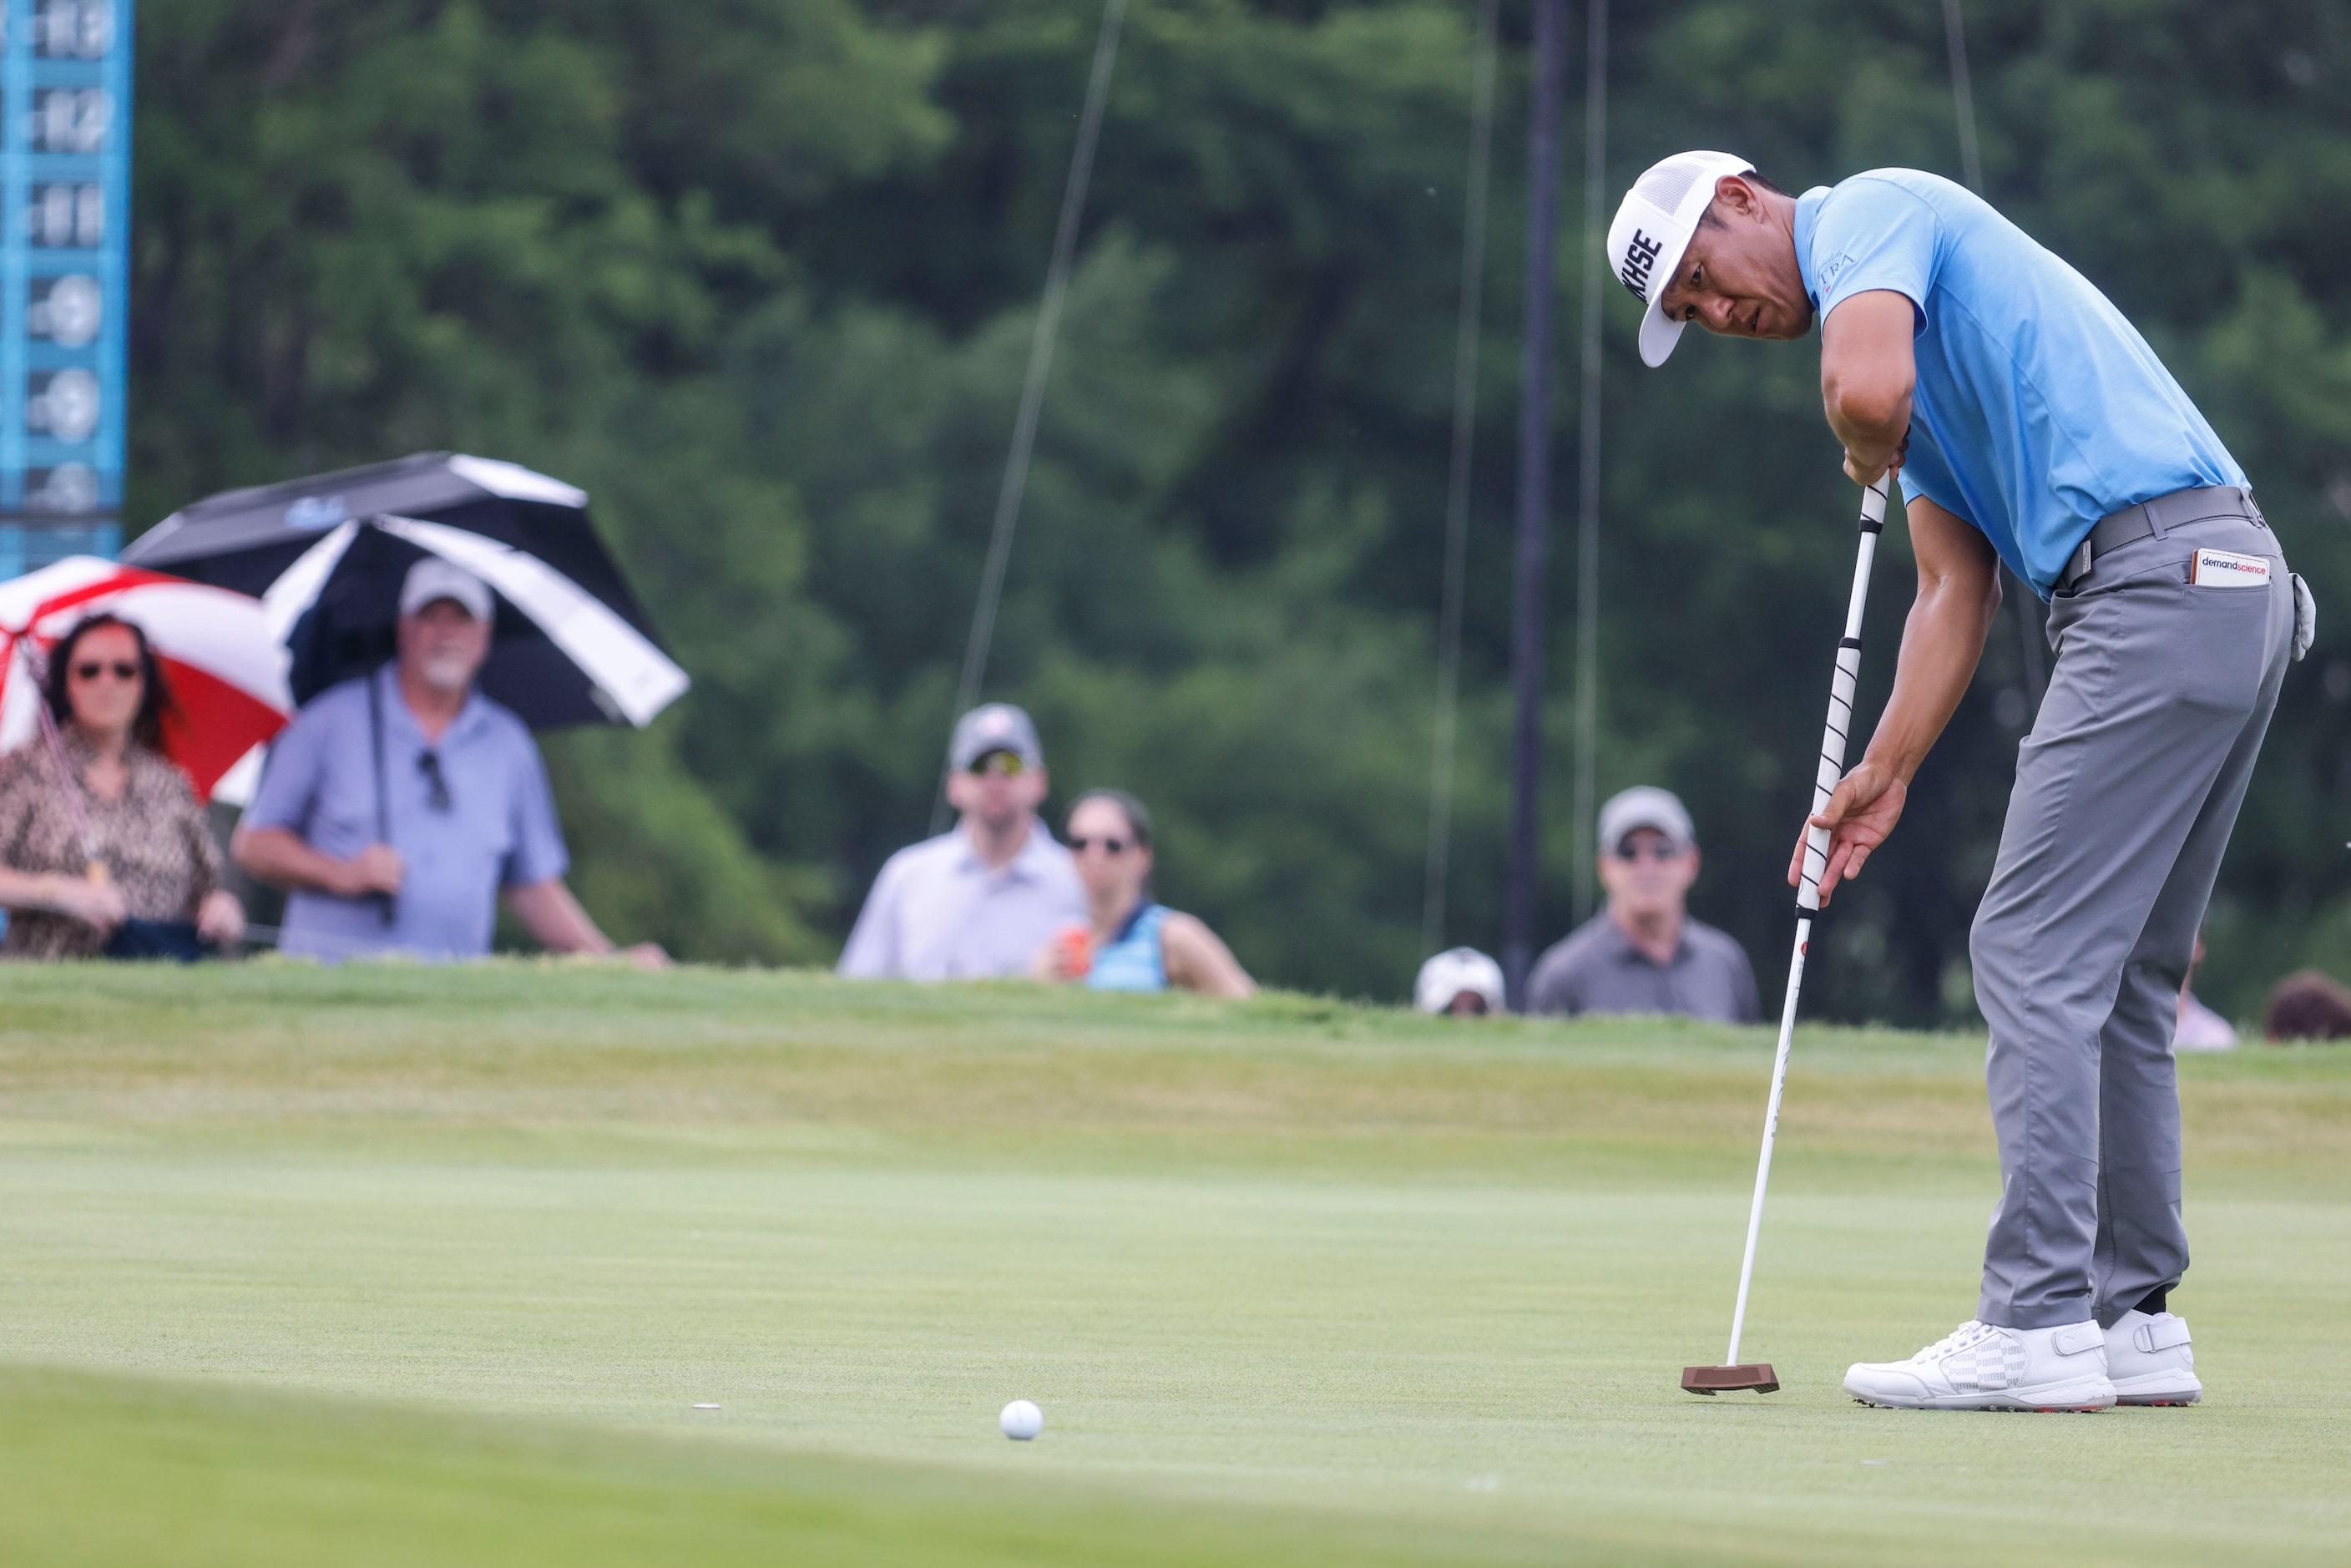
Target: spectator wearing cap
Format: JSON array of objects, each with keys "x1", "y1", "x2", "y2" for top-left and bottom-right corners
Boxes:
[
  {"x1": 837, "y1": 704, "x2": 1085, "y2": 981},
  {"x1": 1415, "y1": 948, "x2": 1505, "y2": 1016},
  {"x1": 1526, "y1": 786, "x2": 1759, "y2": 1023},
  {"x1": 233, "y1": 557, "x2": 666, "y2": 966}
]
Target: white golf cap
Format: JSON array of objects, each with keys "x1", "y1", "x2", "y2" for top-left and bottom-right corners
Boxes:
[
  {"x1": 1597, "y1": 785, "x2": 1697, "y2": 854},
  {"x1": 399, "y1": 554, "x2": 493, "y2": 621},
  {"x1": 1415, "y1": 947, "x2": 1506, "y2": 1016},
  {"x1": 1606, "y1": 150, "x2": 1756, "y2": 367}
]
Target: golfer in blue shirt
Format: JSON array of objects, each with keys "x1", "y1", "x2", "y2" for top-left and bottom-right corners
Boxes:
[{"x1": 1610, "y1": 153, "x2": 2310, "y2": 1410}]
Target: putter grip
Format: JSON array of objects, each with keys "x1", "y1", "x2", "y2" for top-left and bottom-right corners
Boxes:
[
  {"x1": 1795, "y1": 478, "x2": 1888, "y2": 913},
  {"x1": 1798, "y1": 634, "x2": 1865, "y2": 911}
]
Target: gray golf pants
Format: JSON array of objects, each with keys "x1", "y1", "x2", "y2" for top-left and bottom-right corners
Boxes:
[{"x1": 1970, "y1": 499, "x2": 2293, "y2": 1331}]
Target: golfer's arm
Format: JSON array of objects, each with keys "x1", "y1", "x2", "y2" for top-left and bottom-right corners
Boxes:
[
  {"x1": 1820, "y1": 291, "x2": 1917, "y2": 478},
  {"x1": 1860, "y1": 498, "x2": 2002, "y2": 785},
  {"x1": 506, "y1": 877, "x2": 614, "y2": 955},
  {"x1": 232, "y1": 824, "x2": 357, "y2": 896}
]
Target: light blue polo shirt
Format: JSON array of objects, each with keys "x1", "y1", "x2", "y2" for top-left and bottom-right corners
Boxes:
[
  {"x1": 1794, "y1": 169, "x2": 2244, "y2": 595},
  {"x1": 245, "y1": 664, "x2": 569, "y2": 961}
]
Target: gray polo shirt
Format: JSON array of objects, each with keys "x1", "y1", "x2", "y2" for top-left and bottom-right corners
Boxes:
[
  {"x1": 836, "y1": 821, "x2": 1085, "y2": 981},
  {"x1": 245, "y1": 665, "x2": 569, "y2": 962},
  {"x1": 1526, "y1": 911, "x2": 1760, "y2": 1023}
]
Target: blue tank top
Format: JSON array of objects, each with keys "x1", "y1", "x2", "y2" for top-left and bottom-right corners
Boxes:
[{"x1": 1086, "y1": 902, "x2": 1169, "y2": 992}]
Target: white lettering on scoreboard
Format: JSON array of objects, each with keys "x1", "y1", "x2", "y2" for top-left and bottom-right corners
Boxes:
[{"x1": 1, "y1": 0, "x2": 134, "y2": 538}]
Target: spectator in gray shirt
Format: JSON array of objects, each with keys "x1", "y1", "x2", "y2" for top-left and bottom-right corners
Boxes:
[
  {"x1": 837, "y1": 704, "x2": 1084, "y2": 981},
  {"x1": 1527, "y1": 786, "x2": 1758, "y2": 1023}
]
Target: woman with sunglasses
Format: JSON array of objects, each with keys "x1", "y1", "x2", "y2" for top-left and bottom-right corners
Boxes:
[
  {"x1": 1034, "y1": 788, "x2": 1253, "y2": 998},
  {"x1": 0, "y1": 614, "x2": 244, "y2": 959}
]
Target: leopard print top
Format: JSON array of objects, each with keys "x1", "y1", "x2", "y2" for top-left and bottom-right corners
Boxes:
[{"x1": 0, "y1": 731, "x2": 223, "y2": 959}]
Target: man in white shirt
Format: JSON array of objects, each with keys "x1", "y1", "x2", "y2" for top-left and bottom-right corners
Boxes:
[{"x1": 837, "y1": 704, "x2": 1084, "y2": 981}]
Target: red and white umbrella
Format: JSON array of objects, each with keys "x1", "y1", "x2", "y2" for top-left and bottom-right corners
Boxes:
[{"x1": 0, "y1": 556, "x2": 293, "y2": 802}]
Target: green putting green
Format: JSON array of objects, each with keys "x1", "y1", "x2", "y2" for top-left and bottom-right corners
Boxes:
[{"x1": 0, "y1": 964, "x2": 2344, "y2": 1565}]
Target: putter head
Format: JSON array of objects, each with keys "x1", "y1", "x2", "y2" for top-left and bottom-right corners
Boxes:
[{"x1": 1681, "y1": 1363, "x2": 1779, "y2": 1395}]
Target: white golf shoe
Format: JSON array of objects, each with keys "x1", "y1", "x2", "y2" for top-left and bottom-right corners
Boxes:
[
  {"x1": 2105, "y1": 1309, "x2": 2201, "y2": 1406},
  {"x1": 1843, "y1": 1318, "x2": 2115, "y2": 1411}
]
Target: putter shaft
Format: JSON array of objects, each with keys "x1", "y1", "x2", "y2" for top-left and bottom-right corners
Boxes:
[{"x1": 1722, "y1": 475, "x2": 1888, "y2": 1371}]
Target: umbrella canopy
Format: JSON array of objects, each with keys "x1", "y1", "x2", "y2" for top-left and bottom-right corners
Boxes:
[
  {"x1": 263, "y1": 516, "x2": 690, "y2": 730},
  {"x1": 121, "y1": 452, "x2": 665, "y2": 650},
  {"x1": 0, "y1": 557, "x2": 294, "y2": 802}
]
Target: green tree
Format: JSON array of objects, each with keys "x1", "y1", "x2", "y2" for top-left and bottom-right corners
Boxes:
[{"x1": 126, "y1": 0, "x2": 2351, "y2": 1019}]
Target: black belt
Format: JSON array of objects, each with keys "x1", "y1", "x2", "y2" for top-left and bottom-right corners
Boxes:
[{"x1": 2057, "y1": 485, "x2": 2264, "y2": 591}]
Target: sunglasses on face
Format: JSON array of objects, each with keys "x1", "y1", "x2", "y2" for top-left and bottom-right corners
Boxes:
[
  {"x1": 966, "y1": 751, "x2": 1028, "y2": 777},
  {"x1": 72, "y1": 660, "x2": 140, "y2": 682},
  {"x1": 1069, "y1": 835, "x2": 1129, "y2": 856},
  {"x1": 1612, "y1": 838, "x2": 1685, "y2": 862}
]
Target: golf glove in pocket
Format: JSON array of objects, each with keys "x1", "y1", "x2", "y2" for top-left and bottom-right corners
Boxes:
[{"x1": 2293, "y1": 571, "x2": 2317, "y2": 662}]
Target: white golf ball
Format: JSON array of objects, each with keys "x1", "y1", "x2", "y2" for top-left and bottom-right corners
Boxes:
[{"x1": 999, "y1": 1399, "x2": 1044, "y2": 1440}]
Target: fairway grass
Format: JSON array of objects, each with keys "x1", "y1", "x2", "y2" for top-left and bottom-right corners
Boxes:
[{"x1": 1, "y1": 964, "x2": 2347, "y2": 1564}]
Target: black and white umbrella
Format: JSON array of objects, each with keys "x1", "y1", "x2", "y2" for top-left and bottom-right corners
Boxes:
[
  {"x1": 123, "y1": 455, "x2": 688, "y2": 801},
  {"x1": 124, "y1": 452, "x2": 660, "y2": 637},
  {"x1": 257, "y1": 514, "x2": 689, "y2": 726}
]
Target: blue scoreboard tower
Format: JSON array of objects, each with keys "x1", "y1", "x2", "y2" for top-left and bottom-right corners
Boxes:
[{"x1": 0, "y1": 0, "x2": 130, "y2": 579}]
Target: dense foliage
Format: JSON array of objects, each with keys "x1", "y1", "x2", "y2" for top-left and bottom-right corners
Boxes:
[{"x1": 129, "y1": 0, "x2": 2351, "y2": 1019}]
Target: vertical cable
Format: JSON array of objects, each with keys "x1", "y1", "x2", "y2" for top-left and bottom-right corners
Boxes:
[
  {"x1": 1504, "y1": 0, "x2": 1568, "y2": 1009},
  {"x1": 1420, "y1": 0, "x2": 1501, "y2": 958},
  {"x1": 934, "y1": 0, "x2": 1129, "y2": 832},
  {"x1": 1941, "y1": 0, "x2": 1984, "y2": 194},
  {"x1": 1569, "y1": 0, "x2": 1607, "y2": 926}
]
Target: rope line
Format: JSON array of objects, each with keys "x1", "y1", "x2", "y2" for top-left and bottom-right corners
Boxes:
[
  {"x1": 933, "y1": 0, "x2": 1130, "y2": 832},
  {"x1": 1420, "y1": 0, "x2": 1502, "y2": 956}
]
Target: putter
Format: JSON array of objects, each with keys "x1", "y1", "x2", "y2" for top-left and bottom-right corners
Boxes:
[{"x1": 1683, "y1": 473, "x2": 1889, "y2": 1398}]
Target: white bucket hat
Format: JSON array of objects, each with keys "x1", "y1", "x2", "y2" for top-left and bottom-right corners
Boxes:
[{"x1": 1606, "y1": 150, "x2": 1757, "y2": 367}]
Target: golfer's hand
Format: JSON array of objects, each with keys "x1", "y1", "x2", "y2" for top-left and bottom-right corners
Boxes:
[
  {"x1": 197, "y1": 888, "x2": 245, "y2": 947},
  {"x1": 1787, "y1": 761, "x2": 1908, "y2": 907},
  {"x1": 51, "y1": 873, "x2": 127, "y2": 931},
  {"x1": 1843, "y1": 430, "x2": 1910, "y2": 488},
  {"x1": 337, "y1": 844, "x2": 405, "y2": 899}
]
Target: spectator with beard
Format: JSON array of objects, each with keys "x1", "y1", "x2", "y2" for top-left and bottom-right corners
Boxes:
[{"x1": 234, "y1": 558, "x2": 664, "y2": 965}]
